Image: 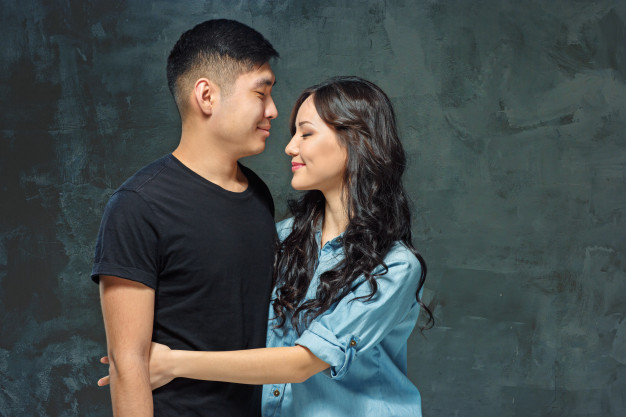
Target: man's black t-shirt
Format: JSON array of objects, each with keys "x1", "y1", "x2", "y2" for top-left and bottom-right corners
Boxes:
[{"x1": 91, "y1": 154, "x2": 276, "y2": 417}]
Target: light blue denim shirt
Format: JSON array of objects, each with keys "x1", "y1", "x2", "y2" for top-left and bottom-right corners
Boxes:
[{"x1": 262, "y1": 218, "x2": 423, "y2": 417}]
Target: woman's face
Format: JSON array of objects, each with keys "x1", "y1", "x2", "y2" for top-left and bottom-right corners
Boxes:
[{"x1": 285, "y1": 96, "x2": 348, "y2": 194}]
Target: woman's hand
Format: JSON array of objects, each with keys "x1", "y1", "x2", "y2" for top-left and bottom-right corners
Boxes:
[{"x1": 97, "y1": 342, "x2": 176, "y2": 390}]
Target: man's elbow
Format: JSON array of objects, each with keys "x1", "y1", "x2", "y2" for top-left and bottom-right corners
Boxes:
[{"x1": 108, "y1": 349, "x2": 150, "y2": 379}]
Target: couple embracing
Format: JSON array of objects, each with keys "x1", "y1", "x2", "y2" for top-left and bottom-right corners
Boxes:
[{"x1": 92, "y1": 19, "x2": 432, "y2": 417}]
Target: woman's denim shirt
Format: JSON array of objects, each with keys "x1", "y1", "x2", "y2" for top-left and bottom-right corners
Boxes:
[{"x1": 262, "y1": 218, "x2": 423, "y2": 417}]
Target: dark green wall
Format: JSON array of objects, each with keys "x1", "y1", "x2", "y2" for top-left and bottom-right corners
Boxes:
[{"x1": 1, "y1": 0, "x2": 624, "y2": 415}]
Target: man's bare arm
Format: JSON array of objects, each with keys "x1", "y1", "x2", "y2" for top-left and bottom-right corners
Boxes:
[{"x1": 100, "y1": 275, "x2": 155, "y2": 417}]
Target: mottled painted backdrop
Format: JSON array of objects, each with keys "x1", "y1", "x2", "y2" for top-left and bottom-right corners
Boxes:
[{"x1": 1, "y1": 0, "x2": 625, "y2": 416}]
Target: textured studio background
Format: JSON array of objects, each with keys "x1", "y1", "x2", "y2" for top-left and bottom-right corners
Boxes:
[{"x1": 1, "y1": 0, "x2": 625, "y2": 416}]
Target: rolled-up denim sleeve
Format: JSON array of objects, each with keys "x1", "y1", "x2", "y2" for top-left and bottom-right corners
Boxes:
[{"x1": 294, "y1": 245, "x2": 422, "y2": 380}]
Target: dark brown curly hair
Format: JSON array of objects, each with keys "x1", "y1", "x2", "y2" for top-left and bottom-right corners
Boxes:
[{"x1": 272, "y1": 76, "x2": 433, "y2": 333}]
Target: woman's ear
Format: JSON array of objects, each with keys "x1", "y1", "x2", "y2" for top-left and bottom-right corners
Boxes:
[{"x1": 193, "y1": 78, "x2": 219, "y2": 116}]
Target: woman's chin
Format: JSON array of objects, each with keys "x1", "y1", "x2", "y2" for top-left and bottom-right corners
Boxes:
[{"x1": 290, "y1": 180, "x2": 307, "y2": 191}]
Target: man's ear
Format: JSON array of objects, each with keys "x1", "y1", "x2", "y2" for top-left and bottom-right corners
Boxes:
[{"x1": 193, "y1": 78, "x2": 219, "y2": 116}]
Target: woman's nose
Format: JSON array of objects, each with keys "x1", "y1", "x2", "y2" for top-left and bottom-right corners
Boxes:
[{"x1": 285, "y1": 135, "x2": 299, "y2": 156}]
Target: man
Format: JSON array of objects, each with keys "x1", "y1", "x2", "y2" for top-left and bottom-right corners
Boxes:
[{"x1": 92, "y1": 19, "x2": 278, "y2": 416}]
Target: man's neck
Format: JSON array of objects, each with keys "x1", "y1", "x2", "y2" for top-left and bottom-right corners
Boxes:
[{"x1": 172, "y1": 130, "x2": 248, "y2": 193}]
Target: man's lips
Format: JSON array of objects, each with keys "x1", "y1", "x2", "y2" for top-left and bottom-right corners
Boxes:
[
  {"x1": 257, "y1": 125, "x2": 271, "y2": 136},
  {"x1": 291, "y1": 162, "x2": 305, "y2": 172}
]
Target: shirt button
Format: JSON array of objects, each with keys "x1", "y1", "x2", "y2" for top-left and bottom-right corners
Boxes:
[
  {"x1": 273, "y1": 389, "x2": 280, "y2": 397},
  {"x1": 350, "y1": 339, "x2": 357, "y2": 347}
]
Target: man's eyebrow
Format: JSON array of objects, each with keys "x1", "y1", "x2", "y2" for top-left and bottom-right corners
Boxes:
[{"x1": 253, "y1": 78, "x2": 276, "y2": 89}]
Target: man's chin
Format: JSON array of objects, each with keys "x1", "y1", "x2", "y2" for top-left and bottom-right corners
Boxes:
[{"x1": 240, "y1": 143, "x2": 267, "y2": 158}]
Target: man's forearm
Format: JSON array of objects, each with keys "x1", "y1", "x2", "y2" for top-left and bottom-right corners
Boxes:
[{"x1": 109, "y1": 357, "x2": 153, "y2": 417}]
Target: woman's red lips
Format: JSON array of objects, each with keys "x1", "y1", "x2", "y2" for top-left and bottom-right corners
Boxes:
[{"x1": 291, "y1": 162, "x2": 305, "y2": 172}]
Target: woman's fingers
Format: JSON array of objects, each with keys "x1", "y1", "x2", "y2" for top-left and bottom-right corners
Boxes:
[
  {"x1": 98, "y1": 355, "x2": 111, "y2": 386},
  {"x1": 98, "y1": 375, "x2": 111, "y2": 386}
]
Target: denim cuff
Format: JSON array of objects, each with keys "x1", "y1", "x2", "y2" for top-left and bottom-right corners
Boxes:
[{"x1": 295, "y1": 321, "x2": 359, "y2": 380}]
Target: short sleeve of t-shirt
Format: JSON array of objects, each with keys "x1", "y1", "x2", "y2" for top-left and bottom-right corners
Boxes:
[{"x1": 91, "y1": 190, "x2": 159, "y2": 289}]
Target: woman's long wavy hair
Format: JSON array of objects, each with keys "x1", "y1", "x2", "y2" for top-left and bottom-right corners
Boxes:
[{"x1": 272, "y1": 76, "x2": 433, "y2": 333}]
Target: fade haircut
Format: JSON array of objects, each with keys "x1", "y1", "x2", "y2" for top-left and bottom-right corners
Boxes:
[{"x1": 166, "y1": 19, "x2": 279, "y2": 117}]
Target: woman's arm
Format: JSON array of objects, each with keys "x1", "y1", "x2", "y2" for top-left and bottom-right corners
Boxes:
[
  {"x1": 99, "y1": 342, "x2": 330, "y2": 389},
  {"x1": 168, "y1": 344, "x2": 330, "y2": 385}
]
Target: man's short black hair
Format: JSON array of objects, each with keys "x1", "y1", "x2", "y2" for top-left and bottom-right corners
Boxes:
[{"x1": 167, "y1": 19, "x2": 279, "y2": 117}]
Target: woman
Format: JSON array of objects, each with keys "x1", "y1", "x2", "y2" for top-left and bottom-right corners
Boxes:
[{"x1": 100, "y1": 76, "x2": 433, "y2": 416}]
